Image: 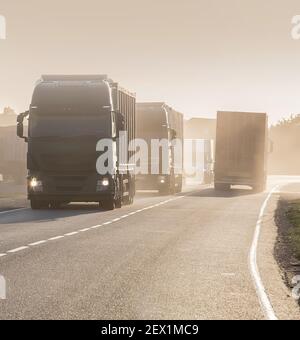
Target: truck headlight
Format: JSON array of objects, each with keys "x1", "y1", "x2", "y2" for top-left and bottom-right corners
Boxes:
[
  {"x1": 101, "y1": 178, "x2": 110, "y2": 187},
  {"x1": 96, "y1": 178, "x2": 110, "y2": 192},
  {"x1": 29, "y1": 178, "x2": 43, "y2": 192},
  {"x1": 158, "y1": 176, "x2": 166, "y2": 184}
]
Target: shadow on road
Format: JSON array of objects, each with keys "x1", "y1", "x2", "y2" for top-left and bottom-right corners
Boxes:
[
  {"x1": 136, "y1": 191, "x2": 163, "y2": 198},
  {"x1": 0, "y1": 203, "x2": 106, "y2": 224},
  {"x1": 189, "y1": 187, "x2": 256, "y2": 198}
]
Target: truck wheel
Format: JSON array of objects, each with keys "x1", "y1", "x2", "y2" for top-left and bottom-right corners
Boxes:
[
  {"x1": 101, "y1": 198, "x2": 115, "y2": 211},
  {"x1": 123, "y1": 194, "x2": 134, "y2": 205},
  {"x1": 214, "y1": 183, "x2": 231, "y2": 191},
  {"x1": 175, "y1": 178, "x2": 183, "y2": 193},
  {"x1": 49, "y1": 201, "x2": 62, "y2": 209},
  {"x1": 30, "y1": 200, "x2": 48, "y2": 210},
  {"x1": 115, "y1": 196, "x2": 122, "y2": 209}
]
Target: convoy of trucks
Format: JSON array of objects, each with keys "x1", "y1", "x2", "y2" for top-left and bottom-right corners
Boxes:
[
  {"x1": 136, "y1": 102, "x2": 184, "y2": 195},
  {"x1": 214, "y1": 111, "x2": 268, "y2": 192},
  {"x1": 1, "y1": 75, "x2": 270, "y2": 210}
]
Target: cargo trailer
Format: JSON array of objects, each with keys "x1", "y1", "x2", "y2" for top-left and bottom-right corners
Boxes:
[{"x1": 214, "y1": 111, "x2": 268, "y2": 192}]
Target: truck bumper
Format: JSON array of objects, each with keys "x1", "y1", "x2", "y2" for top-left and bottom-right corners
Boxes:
[
  {"x1": 27, "y1": 172, "x2": 113, "y2": 202},
  {"x1": 28, "y1": 192, "x2": 112, "y2": 202},
  {"x1": 136, "y1": 174, "x2": 170, "y2": 190}
]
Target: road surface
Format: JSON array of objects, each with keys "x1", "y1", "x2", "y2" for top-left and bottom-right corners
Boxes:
[{"x1": 0, "y1": 176, "x2": 299, "y2": 320}]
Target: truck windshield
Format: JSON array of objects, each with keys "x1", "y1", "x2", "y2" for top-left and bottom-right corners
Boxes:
[
  {"x1": 29, "y1": 113, "x2": 112, "y2": 138},
  {"x1": 137, "y1": 108, "x2": 167, "y2": 137}
]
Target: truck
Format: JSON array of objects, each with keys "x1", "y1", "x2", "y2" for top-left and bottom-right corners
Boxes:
[
  {"x1": 0, "y1": 126, "x2": 27, "y2": 184},
  {"x1": 136, "y1": 102, "x2": 184, "y2": 195},
  {"x1": 184, "y1": 139, "x2": 214, "y2": 184},
  {"x1": 214, "y1": 111, "x2": 268, "y2": 192},
  {"x1": 184, "y1": 118, "x2": 215, "y2": 185},
  {"x1": 17, "y1": 75, "x2": 136, "y2": 210}
]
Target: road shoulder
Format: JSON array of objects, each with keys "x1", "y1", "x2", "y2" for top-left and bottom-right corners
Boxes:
[
  {"x1": 258, "y1": 191, "x2": 300, "y2": 320},
  {"x1": 0, "y1": 183, "x2": 27, "y2": 212}
]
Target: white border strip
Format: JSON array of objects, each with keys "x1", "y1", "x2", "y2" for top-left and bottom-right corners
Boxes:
[{"x1": 249, "y1": 185, "x2": 280, "y2": 321}]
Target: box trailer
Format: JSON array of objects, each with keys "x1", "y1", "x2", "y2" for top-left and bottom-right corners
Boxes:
[{"x1": 214, "y1": 111, "x2": 268, "y2": 192}]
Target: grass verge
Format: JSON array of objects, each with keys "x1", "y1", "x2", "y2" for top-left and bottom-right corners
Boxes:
[{"x1": 286, "y1": 200, "x2": 300, "y2": 260}]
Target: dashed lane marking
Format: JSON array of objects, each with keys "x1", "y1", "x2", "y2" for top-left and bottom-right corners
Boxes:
[{"x1": 0, "y1": 196, "x2": 184, "y2": 259}]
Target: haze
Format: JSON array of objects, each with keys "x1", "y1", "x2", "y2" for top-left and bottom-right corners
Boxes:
[{"x1": 1, "y1": 0, "x2": 300, "y2": 123}]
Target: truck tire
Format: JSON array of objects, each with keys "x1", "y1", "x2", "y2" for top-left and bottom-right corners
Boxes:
[
  {"x1": 175, "y1": 182, "x2": 183, "y2": 194},
  {"x1": 115, "y1": 196, "x2": 122, "y2": 209},
  {"x1": 252, "y1": 183, "x2": 266, "y2": 193},
  {"x1": 30, "y1": 200, "x2": 48, "y2": 210},
  {"x1": 101, "y1": 198, "x2": 115, "y2": 211},
  {"x1": 214, "y1": 183, "x2": 231, "y2": 191},
  {"x1": 123, "y1": 193, "x2": 134, "y2": 205},
  {"x1": 49, "y1": 201, "x2": 62, "y2": 209}
]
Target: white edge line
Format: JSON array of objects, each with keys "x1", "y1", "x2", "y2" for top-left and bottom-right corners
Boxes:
[
  {"x1": 64, "y1": 232, "x2": 78, "y2": 236},
  {"x1": 0, "y1": 208, "x2": 28, "y2": 215},
  {"x1": 79, "y1": 228, "x2": 91, "y2": 232},
  {"x1": 7, "y1": 246, "x2": 29, "y2": 253},
  {"x1": 249, "y1": 185, "x2": 280, "y2": 321},
  {"x1": 29, "y1": 240, "x2": 47, "y2": 246},
  {"x1": 48, "y1": 235, "x2": 64, "y2": 241}
]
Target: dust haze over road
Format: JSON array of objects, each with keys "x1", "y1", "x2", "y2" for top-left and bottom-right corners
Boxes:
[
  {"x1": 0, "y1": 0, "x2": 300, "y2": 324},
  {"x1": 0, "y1": 176, "x2": 299, "y2": 320}
]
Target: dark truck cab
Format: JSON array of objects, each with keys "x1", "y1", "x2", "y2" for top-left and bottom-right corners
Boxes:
[
  {"x1": 136, "y1": 102, "x2": 184, "y2": 195},
  {"x1": 17, "y1": 75, "x2": 136, "y2": 210}
]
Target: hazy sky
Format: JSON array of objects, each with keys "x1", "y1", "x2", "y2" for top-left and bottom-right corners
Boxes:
[{"x1": 1, "y1": 0, "x2": 300, "y2": 123}]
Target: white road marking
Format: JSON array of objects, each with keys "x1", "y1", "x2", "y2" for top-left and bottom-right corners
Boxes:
[
  {"x1": 64, "y1": 232, "x2": 78, "y2": 236},
  {"x1": 0, "y1": 208, "x2": 28, "y2": 215},
  {"x1": 90, "y1": 225, "x2": 102, "y2": 229},
  {"x1": 7, "y1": 246, "x2": 29, "y2": 253},
  {"x1": 29, "y1": 240, "x2": 47, "y2": 246},
  {"x1": 79, "y1": 228, "x2": 91, "y2": 232},
  {"x1": 249, "y1": 185, "x2": 280, "y2": 321},
  {"x1": 0, "y1": 196, "x2": 184, "y2": 259},
  {"x1": 48, "y1": 236, "x2": 65, "y2": 241}
]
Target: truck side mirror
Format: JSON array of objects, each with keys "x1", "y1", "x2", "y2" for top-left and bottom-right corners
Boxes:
[
  {"x1": 170, "y1": 128, "x2": 177, "y2": 139},
  {"x1": 116, "y1": 112, "x2": 125, "y2": 133},
  {"x1": 17, "y1": 122, "x2": 24, "y2": 138},
  {"x1": 16, "y1": 111, "x2": 29, "y2": 142}
]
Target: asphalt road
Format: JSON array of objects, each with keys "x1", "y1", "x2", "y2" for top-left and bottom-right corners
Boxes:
[{"x1": 0, "y1": 176, "x2": 299, "y2": 320}]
